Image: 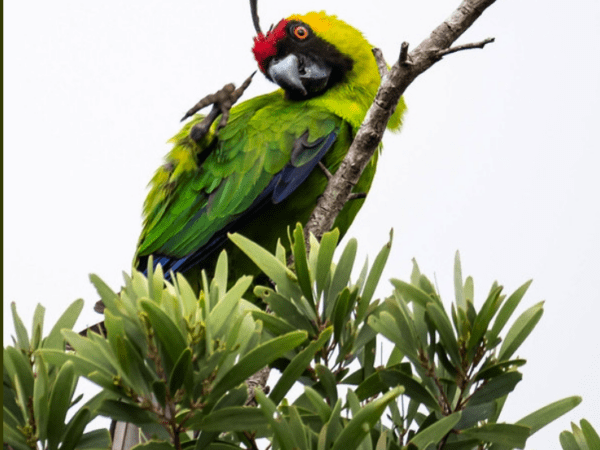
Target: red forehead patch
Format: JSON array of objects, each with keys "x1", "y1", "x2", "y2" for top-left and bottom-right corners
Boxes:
[{"x1": 252, "y1": 19, "x2": 289, "y2": 73}]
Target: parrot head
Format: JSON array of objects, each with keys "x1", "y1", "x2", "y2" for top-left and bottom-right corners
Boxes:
[{"x1": 252, "y1": 12, "x2": 362, "y2": 99}]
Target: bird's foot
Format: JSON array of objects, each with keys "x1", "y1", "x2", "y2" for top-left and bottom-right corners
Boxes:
[{"x1": 182, "y1": 71, "x2": 256, "y2": 143}]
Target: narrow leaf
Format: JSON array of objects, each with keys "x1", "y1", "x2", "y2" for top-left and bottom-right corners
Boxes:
[
  {"x1": 468, "y1": 371, "x2": 522, "y2": 406},
  {"x1": 293, "y1": 223, "x2": 315, "y2": 306},
  {"x1": 47, "y1": 361, "x2": 77, "y2": 450},
  {"x1": 169, "y1": 347, "x2": 192, "y2": 394},
  {"x1": 426, "y1": 303, "x2": 461, "y2": 367},
  {"x1": 516, "y1": 396, "x2": 582, "y2": 435},
  {"x1": 255, "y1": 390, "x2": 296, "y2": 450},
  {"x1": 140, "y1": 300, "x2": 187, "y2": 369},
  {"x1": 489, "y1": 280, "x2": 533, "y2": 344},
  {"x1": 462, "y1": 423, "x2": 531, "y2": 448},
  {"x1": 44, "y1": 299, "x2": 84, "y2": 350},
  {"x1": 358, "y1": 230, "x2": 392, "y2": 321},
  {"x1": 198, "y1": 406, "x2": 269, "y2": 432},
  {"x1": 454, "y1": 251, "x2": 466, "y2": 310},
  {"x1": 499, "y1": 301, "x2": 544, "y2": 361},
  {"x1": 11, "y1": 302, "x2": 30, "y2": 351},
  {"x1": 326, "y1": 238, "x2": 357, "y2": 318},
  {"x1": 409, "y1": 412, "x2": 462, "y2": 449},
  {"x1": 208, "y1": 331, "x2": 307, "y2": 404},
  {"x1": 581, "y1": 419, "x2": 600, "y2": 448},
  {"x1": 59, "y1": 407, "x2": 92, "y2": 450},
  {"x1": 331, "y1": 387, "x2": 403, "y2": 450},
  {"x1": 229, "y1": 232, "x2": 301, "y2": 299},
  {"x1": 270, "y1": 327, "x2": 332, "y2": 404}
]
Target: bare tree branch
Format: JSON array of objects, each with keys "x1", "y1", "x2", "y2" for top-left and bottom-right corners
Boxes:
[{"x1": 304, "y1": 0, "x2": 497, "y2": 244}]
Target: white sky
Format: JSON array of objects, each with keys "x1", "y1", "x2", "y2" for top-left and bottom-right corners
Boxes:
[{"x1": 4, "y1": 0, "x2": 600, "y2": 447}]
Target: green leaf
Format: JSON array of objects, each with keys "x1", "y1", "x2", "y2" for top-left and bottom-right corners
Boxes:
[
  {"x1": 59, "y1": 407, "x2": 92, "y2": 450},
  {"x1": 325, "y1": 238, "x2": 357, "y2": 318},
  {"x1": 304, "y1": 386, "x2": 332, "y2": 422},
  {"x1": 462, "y1": 423, "x2": 531, "y2": 448},
  {"x1": 208, "y1": 275, "x2": 252, "y2": 338},
  {"x1": 208, "y1": 331, "x2": 307, "y2": 404},
  {"x1": 31, "y1": 304, "x2": 45, "y2": 350},
  {"x1": 358, "y1": 230, "x2": 392, "y2": 322},
  {"x1": 198, "y1": 406, "x2": 269, "y2": 432},
  {"x1": 331, "y1": 387, "x2": 403, "y2": 450},
  {"x1": 251, "y1": 310, "x2": 297, "y2": 336},
  {"x1": 140, "y1": 299, "x2": 188, "y2": 369},
  {"x1": 391, "y1": 279, "x2": 434, "y2": 309},
  {"x1": 355, "y1": 370, "x2": 388, "y2": 401},
  {"x1": 77, "y1": 429, "x2": 110, "y2": 450},
  {"x1": 213, "y1": 250, "x2": 229, "y2": 302},
  {"x1": 169, "y1": 347, "x2": 192, "y2": 394},
  {"x1": 454, "y1": 251, "x2": 466, "y2": 310},
  {"x1": 33, "y1": 355, "x2": 49, "y2": 442},
  {"x1": 468, "y1": 286, "x2": 502, "y2": 354},
  {"x1": 325, "y1": 398, "x2": 344, "y2": 450},
  {"x1": 489, "y1": 280, "x2": 532, "y2": 346},
  {"x1": 11, "y1": 302, "x2": 30, "y2": 351},
  {"x1": 229, "y1": 232, "x2": 301, "y2": 299},
  {"x1": 475, "y1": 359, "x2": 526, "y2": 381},
  {"x1": 47, "y1": 361, "x2": 77, "y2": 450},
  {"x1": 581, "y1": 419, "x2": 600, "y2": 448},
  {"x1": 4, "y1": 346, "x2": 34, "y2": 418},
  {"x1": 44, "y1": 299, "x2": 84, "y2": 350},
  {"x1": 408, "y1": 412, "x2": 461, "y2": 449},
  {"x1": 97, "y1": 399, "x2": 156, "y2": 425},
  {"x1": 90, "y1": 273, "x2": 120, "y2": 310},
  {"x1": 293, "y1": 223, "x2": 315, "y2": 306},
  {"x1": 516, "y1": 396, "x2": 582, "y2": 436},
  {"x1": 255, "y1": 390, "x2": 296, "y2": 450},
  {"x1": 259, "y1": 288, "x2": 316, "y2": 333},
  {"x1": 270, "y1": 327, "x2": 332, "y2": 404},
  {"x1": 498, "y1": 301, "x2": 544, "y2": 361},
  {"x1": 346, "y1": 391, "x2": 371, "y2": 450},
  {"x1": 560, "y1": 431, "x2": 580, "y2": 450},
  {"x1": 368, "y1": 310, "x2": 419, "y2": 364},
  {"x1": 426, "y1": 302, "x2": 461, "y2": 367},
  {"x1": 315, "y1": 364, "x2": 338, "y2": 406},
  {"x1": 288, "y1": 405, "x2": 310, "y2": 450},
  {"x1": 380, "y1": 369, "x2": 441, "y2": 412},
  {"x1": 2, "y1": 422, "x2": 30, "y2": 450},
  {"x1": 332, "y1": 287, "x2": 352, "y2": 343},
  {"x1": 468, "y1": 371, "x2": 522, "y2": 406},
  {"x1": 152, "y1": 381, "x2": 167, "y2": 408},
  {"x1": 455, "y1": 402, "x2": 496, "y2": 429},
  {"x1": 316, "y1": 228, "x2": 340, "y2": 298}
]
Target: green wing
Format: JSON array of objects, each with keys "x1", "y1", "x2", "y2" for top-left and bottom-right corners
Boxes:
[{"x1": 135, "y1": 91, "x2": 343, "y2": 275}]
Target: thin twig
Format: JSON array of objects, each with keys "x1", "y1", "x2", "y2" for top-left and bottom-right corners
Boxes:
[
  {"x1": 372, "y1": 48, "x2": 389, "y2": 78},
  {"x1": 399, "y1": 42, "x2": 411, "y2": 66},
  {"x1": 318, "y1": 161, "x2": 333, "y2": 180},
  {"x1": 347, "y1": 192, "x2": 367, "y2": 201},
  {"x1": 436, "y1": 37, "x2": 495, "y2": 57}
]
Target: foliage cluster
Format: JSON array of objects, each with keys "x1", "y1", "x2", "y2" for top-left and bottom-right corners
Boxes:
[{"x1": 3, "y1": 225, "x2": 593, "y2": 449}]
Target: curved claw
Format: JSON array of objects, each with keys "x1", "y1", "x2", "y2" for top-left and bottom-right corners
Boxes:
[{"x1": 184, "y1": 72, "x2": 256, "y2": 143}]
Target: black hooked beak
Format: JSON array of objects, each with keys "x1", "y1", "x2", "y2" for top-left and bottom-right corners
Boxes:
[{"x1": 267, "y1": 53, "x2": 332, "y2": 98}]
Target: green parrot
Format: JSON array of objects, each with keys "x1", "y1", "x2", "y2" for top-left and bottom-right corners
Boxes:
[{"x1": 134, "y1": 10, "x2": 406, "y2": 287}]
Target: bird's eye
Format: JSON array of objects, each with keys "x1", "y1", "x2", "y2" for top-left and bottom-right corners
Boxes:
[{"x1": 293, "y1": 25, "x2": 309, "y2": 40}]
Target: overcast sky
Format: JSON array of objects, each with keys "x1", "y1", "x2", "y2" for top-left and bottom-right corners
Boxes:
[{"x1": 4, "y1": 0, "x2": 600, "y2": 446}]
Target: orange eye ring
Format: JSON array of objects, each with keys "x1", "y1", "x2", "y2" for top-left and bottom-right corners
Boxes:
[{"x1": 293, "y1": 25, "x2": 309, "y2": 40}]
